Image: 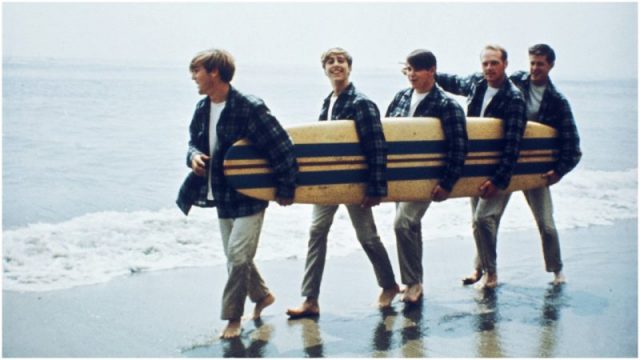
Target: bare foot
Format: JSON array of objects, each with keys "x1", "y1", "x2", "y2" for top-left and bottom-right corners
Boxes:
[
  {"x1": 462, "y1": 269, "x2": 483, "y2": 285},
  {"x1": 552, "y1": 271, "x2": 566, "y2": 285},
  {"x1": 483, "y1": 272, "x2": 498, "y2": 289},
  {"x1": 286, "y1": 298, "x2": 320, "y2": 319},
  {"x1": 400, "y1": 283, "x2": 423, "y2": 303},
  {"x1": 378, "y1": 284, "x2": 400, "y2": 308},
  {"x1": 253, "y1": 292, "x2": 275, "y2": 319},
  {"x1": 220, "y1": 319, "x2": 242, "y2": 339}
]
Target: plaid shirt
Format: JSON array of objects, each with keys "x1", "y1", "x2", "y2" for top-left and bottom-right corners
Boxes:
[
  {"x1": 177, "y1": 86, "x2": 298, "y2": 218},
  {"x1": 385, "y1": 85, "x2": 468, "y2": 192},
  {"x1": 320, "y1": 82, "x2": 388, "y2": 197},
  {"x1": 436, "y1": 72, "x2": 526, "y2": 189},
  {"x1": 510, "y1": 71, "x2": 582, "y2": 177}
]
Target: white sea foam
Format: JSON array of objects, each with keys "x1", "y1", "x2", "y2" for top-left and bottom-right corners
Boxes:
[{"x1": 3, "y1": 167, "x2": 636, "y2": 292}]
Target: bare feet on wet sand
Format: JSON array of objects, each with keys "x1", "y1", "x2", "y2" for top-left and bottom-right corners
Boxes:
[
  {"x1": 400, "y1": 283, "x2": 423, "y2": 304},
  {"x1": 253, "y1": 292, "x2": 275, "y2": 320},
  {"x1": 552, "y1": 271, "x2": 566, "y2": 285},
  {"x1": 378, "y1": 284, "x2": 400, "y2": 308},
  {"x1": 483, "y1": 272, "x2": 498, "y2": 289},
  {"x1": 462, "y1": 269, "x2": 483, "y2": 285},
  {"x1": 220, "y1": 319, "x2": 242, "y2": 339},
  {"x1": 286, "y1": 298, "x2": 320, "y2": 319}
]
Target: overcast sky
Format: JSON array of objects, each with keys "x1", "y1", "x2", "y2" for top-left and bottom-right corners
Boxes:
[{"x1": 3, "y1": 2, "x2": 638, "y2": 80}]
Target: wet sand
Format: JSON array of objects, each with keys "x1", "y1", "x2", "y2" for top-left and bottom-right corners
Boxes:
[{"x1": 3, "y1": 218, "x2": 637, "y2": 357}]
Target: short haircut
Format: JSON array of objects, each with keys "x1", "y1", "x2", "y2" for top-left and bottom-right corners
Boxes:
[
  {"x1": 482, "y1": 44, "x2": 508, "y2": 62},
  {"x1": 528, "y1": 43, "x2": 556, "y2": 65},
  {"x1": 406, "y1": 49, "x2": 437, "y2": 70},
  {"x1": 321, "y1": 47, "x2": 353, "y2": 68},
  {"x1": 189, "y1": 49, "x2": 236, "y2": 83}
]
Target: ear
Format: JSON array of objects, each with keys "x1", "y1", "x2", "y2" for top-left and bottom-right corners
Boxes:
[{"x1": 504, "y1": 59, "x2": 509, "y2": 68}]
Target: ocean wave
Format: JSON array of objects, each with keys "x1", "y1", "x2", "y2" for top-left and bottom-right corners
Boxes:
[{"x1": 3, "y1": 167, "x2": 636, "y2": 292}]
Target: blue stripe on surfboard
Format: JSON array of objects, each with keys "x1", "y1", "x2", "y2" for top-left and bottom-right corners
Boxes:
[
  {"x1": 225, "y1": 138, "x2": 559, "y2": 160},
  {"x1": 226, "y1": 162, "x2": 555, "y2": 189}
]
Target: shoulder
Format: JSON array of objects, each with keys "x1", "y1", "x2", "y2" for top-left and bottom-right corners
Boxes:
[
  {"x1": 505, "y1": 80, "x2": 525, "y2": 100},
  {"x1": 509, "y1": 71, "x2": 529, "y2": 85},
  {"x1": 231, "y1": 87, "x2": 267, "y2": 109},
  {"x1": 435, "y1": 87, "x2": 464, "y2": 112},
  {"x1": 195, "y1": 97, "x2": 208, "y2": 110}
]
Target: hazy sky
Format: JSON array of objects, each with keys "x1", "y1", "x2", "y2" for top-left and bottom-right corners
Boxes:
[{"x1": 3, "y1": 2, "x2": 638, "y2": 80}]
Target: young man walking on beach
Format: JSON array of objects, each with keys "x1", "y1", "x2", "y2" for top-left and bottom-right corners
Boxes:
[
  {"x1": 509, "y1": 44, "x2": 581, "y2": 285},
  {"x1": 386, "y1": 49, "x2": 468, "y2": 302},
  {"x1": 436, "y1": 44, "x2": 526, "y2": 289},
  {"x1": 176, "y1": 49, "x2": 298, "y2": 338},
  {"x1": 286, "y1": 47, "x2": 400, "y2": 318}
]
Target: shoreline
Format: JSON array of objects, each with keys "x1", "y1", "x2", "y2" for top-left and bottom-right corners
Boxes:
[{"x1": 3, "y1": 218, "x2": 637, "y2": 357}]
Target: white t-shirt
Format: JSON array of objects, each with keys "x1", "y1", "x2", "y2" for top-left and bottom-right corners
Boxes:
[
  {"x1": 327, "y1": 94, "x2": 338, "y2": 120},
  {"x1": 207, "y1": 101, "x2": 226, "y2": 200},
  {"x1": 481, "y1": 86, "x2": 500, "y2": 117},
  {"x1": 410, "y1": 90, "x2": 429, "y2": 116},
  {"x1": 526, "y1": 84, "x2": 547, "y2": 120}
]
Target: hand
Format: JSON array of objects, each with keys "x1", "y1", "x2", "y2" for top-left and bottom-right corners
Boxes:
[
  {"x1": 431, "y1": 185, "x2": 450, "y2": 202},
  {"x1": 478, "y1": 180, "x2": 499, "y2": 199},
  {"x1": 542, "y1": 170, "x2": 561, "y2": 186},
  {"x1": 276, "y1": 197, "x2": 294, "y2": 206},
  {"x1": 361, "y1": 196, "x2": 382, "y2": 208},
  {"x1": 191, "y1": 153, "x2": 210, "y2": 177}
]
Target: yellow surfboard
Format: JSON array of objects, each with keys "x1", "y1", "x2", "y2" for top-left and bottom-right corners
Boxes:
[{"x1": 223, "y1": 117, "x2": 558, "y2": 204}]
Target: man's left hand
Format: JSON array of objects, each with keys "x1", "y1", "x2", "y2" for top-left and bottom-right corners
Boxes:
[
  {"x1": 276, "y1": 197, "x2": 294, "y2": 206},
  {"x1": 361, "y1": 196, "x2": 382, "y2": 208},
  {"x1": 431, "y1": 185, "x2": 450, "y2": 202},
  {"x1": 542, "y1": 170, "x2": 561, "y2": 186}
]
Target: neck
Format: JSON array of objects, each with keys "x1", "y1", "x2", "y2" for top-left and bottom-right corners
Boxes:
[
  {"x1": 531, "y1": 78, "x2": 549, "y2": 87},
  {"x1": 414, "y1": 80, "x2": 435, "y2": 94},
  {"x1": 332, "y1": 80, "x2": 349, "y2": 96},
  {"x1": 487, "y1": 75, "x2": 505, "y2": 89},
  {"x1": 208, "y1": 83, "x2": 230, "y2": 103}
]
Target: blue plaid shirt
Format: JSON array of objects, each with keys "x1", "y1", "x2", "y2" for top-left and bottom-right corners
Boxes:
[
  {"x1": 177, "y1": 86, "x2": 298, "y2": 218},
  {"x1": 436, "y1": 72, "x2": 526, "y2": 189},
  {"x1": 510, "y1": 71, "x2": 582, "y2": 177},
  {"x1": 386, "y1": 85, "x2": 468, "y2": 192},
  {"x1": 320, "y1": 83, "x2": 388, "y2": 197}
]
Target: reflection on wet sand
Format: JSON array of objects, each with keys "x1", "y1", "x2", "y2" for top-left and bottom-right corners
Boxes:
[
  {"x1": 537, "y1": 285, "x2": 565, "y2": 357},
  {"x1": 288, "y1": 317, "x2": 324, "y2": 357},
  {"x1": 222, "y1": 319, "x2": 273, "y2": 357},
  {"x1": 473, "y1": 288, "x2": 503, "y2": 357},
  {"x1": 370, "y1": 300, "x2": 427, "y2": 357},
  {"x1": 401, "y1": 302, "x2": 426, "y2": 357},
  {"x1": 372, "y1": 307, "x2": 397, "y2": 353}
]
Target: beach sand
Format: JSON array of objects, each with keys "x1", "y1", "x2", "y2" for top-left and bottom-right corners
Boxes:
[{"x1": 3, "y1": 218, "x2": 637, "y2": 357}]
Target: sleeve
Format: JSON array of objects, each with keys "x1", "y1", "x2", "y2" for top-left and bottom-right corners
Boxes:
[
  {"x1": 435, "y1": 73, "x2": 476, "y2": 97},
  {"x1": 554, "y1": 97, "x2": 582, "y2": 176},
  {"x1": 491, "y1": 92, "x2": 527, "y2": 189},
  {"x1": 246, "y1": 100, "x2": 298, "y2": 199},
  {"x1": 354, "y1": 99, "x2": 388, "y2": 197},
  {"x1": 187, "y1": 104, "x2": 205, "y2": 169},
  {"x1": 438, "y1": 101, "x2": 468, "y2": 191}
]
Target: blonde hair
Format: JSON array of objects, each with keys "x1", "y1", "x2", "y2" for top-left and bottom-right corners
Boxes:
[{"x1": 320, "y1": 47, "x2": 353, "y2": 68}]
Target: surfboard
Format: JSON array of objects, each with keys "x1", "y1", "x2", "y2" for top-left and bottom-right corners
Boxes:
[{"x1": 223, "y1": 117, "x2": 559, "y2": 204}]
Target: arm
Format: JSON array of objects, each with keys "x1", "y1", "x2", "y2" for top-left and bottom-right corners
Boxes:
[
  {"x1": 354, "y1": 99, "x2": 388, "y2": 200},
  {"x1": 553, "y1": 97, "x2": 582, "y2": 177},
  {"x1": 187, "y1": 103, "x2": 209, "y2": 176},
  {"x1": 435, "y1": 72, "x2": 477, "y2": 97},
  {"x1": 437, "y1": 100, "x2": 468, "y2": 194},
  {"x1": 246, "y1": 101, "x2": 298, "y2": 202},
  {"x1": 491, "y1": 93, "x2": 527, "y2": 190}
]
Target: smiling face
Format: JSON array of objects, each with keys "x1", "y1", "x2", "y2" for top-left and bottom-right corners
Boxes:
[
  {"x1": 191, "y1": 64, "x2": 217, "y2": 96},
  {"x1": 403, "y1": 65, "x2": 435, "y2": 93},
  {"x1": 481, "y1": 48, "x2": 508, "y2": 87},
  {"x1": 529, "y1": 54, "x2": 554, "y2": 86},
  {"x1": 323, "y1": 53, "x2": 351, "y2": 84}
]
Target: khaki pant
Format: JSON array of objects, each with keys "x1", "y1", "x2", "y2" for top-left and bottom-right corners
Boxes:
[
  {"x1": 523, "y1": 186, "x2": 563, "y2": 272},
  {"x1": 471, "y1": 194, "x2": 511, "y2": 274},
  {"x1": 394, "y1": 201, "x2": 431, "y2": 285},
  {"x1": 219, "y1": 210, "x2": 269, "y2": 320},
  {"x1": 300, "y1": 204, "x2": 397, "y2": 298}
]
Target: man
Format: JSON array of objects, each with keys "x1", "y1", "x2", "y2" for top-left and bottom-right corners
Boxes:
[
  {"x1": 176, "y1": 49, "x2": 298, "y2": 338},
  {"x1": 286, "y1": 47, "x2": 399, "y2": 318},
  {"x1": 386, "y1": 49, "x2": 468, "y2": 302},
  {"x1": 436, "y1": 44, "x2": 526, "y2": 288},
  {"x1": 509, "y1": 44, "x2": 581, "y2": 285}
]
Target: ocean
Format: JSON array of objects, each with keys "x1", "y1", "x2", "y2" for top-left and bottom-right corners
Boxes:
[{"x1": 3, "y1": 59, "x2": 637, "y2": 291}]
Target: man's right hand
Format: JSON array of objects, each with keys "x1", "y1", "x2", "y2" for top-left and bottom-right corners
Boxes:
[{"x1": 191, "y1": 154, "x2": 210, "y2": 177}]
